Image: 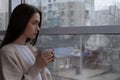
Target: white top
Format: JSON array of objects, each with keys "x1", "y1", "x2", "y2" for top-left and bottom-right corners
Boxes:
[{"x1": 15, "y1": 44, "x2": 42, "y2": 80}]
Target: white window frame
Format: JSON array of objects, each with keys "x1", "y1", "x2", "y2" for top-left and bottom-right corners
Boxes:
[
  {"x1": 1, "y1": 1, "x2": 120, "y2": 35},
  {"x1": 39, "y1": 25, "x2": 120, "y2": 35}
]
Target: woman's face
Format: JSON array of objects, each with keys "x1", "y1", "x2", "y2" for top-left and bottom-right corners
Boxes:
[{"x1": 23, "y1": 13, "x2": 40, "y2": 39}]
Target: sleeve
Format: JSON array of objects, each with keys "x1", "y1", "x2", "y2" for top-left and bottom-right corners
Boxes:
[
  {"x1": 27, "y1": 45, "x2": 53, "y2": 80},
  {"x1": 0, "y1": 49, "x2": 41, "y2": 80},
  {"x1": 40, "y1": 68, "x2": 53, "y2": 80}
]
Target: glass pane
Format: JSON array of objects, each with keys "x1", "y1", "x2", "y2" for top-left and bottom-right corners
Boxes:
[
  {"x1": 0, "y1": 0, "x2": 9, "y2": 30},
  {"x1": 26, "y1": 0, "x2": 120, "y2": 28},
  {"x1": 35, "y1": 34, "x2": 120, "y2": 80},
  {"x1": 25, "y1": 0, "x2": 41, "y2": 8},
  {"x1": 11, "y1": 0, "x2": 21, "y2": 11}
]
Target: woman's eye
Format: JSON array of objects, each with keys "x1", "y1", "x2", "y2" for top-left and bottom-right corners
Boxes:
[
  {"x1": 32, "y1": 23, "x2": 37, "y2": 25},
  {"x1": 32, "y1": 23, "x2": 39, "y2": 27}
]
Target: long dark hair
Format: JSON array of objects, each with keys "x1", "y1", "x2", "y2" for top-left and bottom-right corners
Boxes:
[{"x1": 0, "y1": 3, "x2": 42, "y2": 48}]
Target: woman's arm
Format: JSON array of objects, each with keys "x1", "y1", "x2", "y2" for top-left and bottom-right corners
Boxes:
[{"x1": 0, "y1": 49, "x2": 41, "y2": 80}]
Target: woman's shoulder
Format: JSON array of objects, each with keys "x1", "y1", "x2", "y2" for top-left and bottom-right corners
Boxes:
[
  {"x1": 0, "y1": 44, "x2": 16, "y2": 55},
  {"x1": 1, "y1": 44, "x2": 14, "y2": 50}
]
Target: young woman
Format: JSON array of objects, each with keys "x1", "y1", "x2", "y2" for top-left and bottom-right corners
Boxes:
[{"x1": 0, "y1": 3, "x2": 54, "y2": 80}]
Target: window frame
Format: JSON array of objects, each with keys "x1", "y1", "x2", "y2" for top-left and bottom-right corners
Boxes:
[
  {"x1": 1, "y1": 1, "x2": 120, "y2": 35},
  {"x1": 39, "y1": 25, "x2": 120, "y2": 35},
  {"x1": 24, "y1": 0, "x2": 120, "y2": 35}
]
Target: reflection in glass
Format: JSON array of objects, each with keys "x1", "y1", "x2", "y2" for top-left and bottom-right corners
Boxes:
[
  {"x1": 25, "y1": 0, "x2": 120, "y2": 80},
  {"x1": 36, "y1": 34, "x2": 120, "y2": 80},
  {"x1": 0, "y1": 0, "x2": 8, "y2": 30},
  {"x1": 26, "y1": 0, "x2": 120, "y2": 28}
]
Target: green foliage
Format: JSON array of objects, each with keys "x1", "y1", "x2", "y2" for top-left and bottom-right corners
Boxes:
[{"x1": 0, "y1": 39, "x2": 2, "y2": 46}]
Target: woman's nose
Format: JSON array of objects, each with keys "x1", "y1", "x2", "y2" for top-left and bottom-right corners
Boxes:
[{"x1": 36, "y1": 25, "x2": 40, "y2": 31}]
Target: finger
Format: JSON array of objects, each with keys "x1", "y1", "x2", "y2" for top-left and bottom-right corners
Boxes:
[
  {"x1": 42, "y1": 56, "x2": 49, "y2": 65},
  {"x1": 47, "y1": 50, "x2": 54, "y2": 56},
  {"x1": 35, "y1": 51, "x2": 40, "y2": 58},
  {"x1": 49, "y1": 52, "x2": 54, "y2": 60},
  {"x1": 43, "y1": 51, "x2": 51, "y2": 57},
  {"x1": 38, "y1": 49, "x2": 43, "y2": 56},
  {"x1": 42, "y1": 50, "x2": 54, "y2": 61},
  {"x1": 46, "y1": 55, "x2": 54, "y2": 62},
  {"x1": 47, "y1": 58, "x2": 54, "y2": 63},
  {"x1": 51, "y1": 51, "x2": 54, "y2": 56}
]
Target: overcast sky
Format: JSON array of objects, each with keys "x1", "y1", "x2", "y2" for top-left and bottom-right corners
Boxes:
[
  {"x1": 10, "y1": 0, "x2": 119, "y2": 11},
  {"x1": 94, "y1": 0, "x2": 118, "y2": 10},
  {"x1": 41, "y1": 0, "x2": 117, "y2": 10}
]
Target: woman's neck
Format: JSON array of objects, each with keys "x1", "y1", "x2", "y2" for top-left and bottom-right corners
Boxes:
[{"x1": 13, "y1": 35, "x2": 27, "y2": 45}]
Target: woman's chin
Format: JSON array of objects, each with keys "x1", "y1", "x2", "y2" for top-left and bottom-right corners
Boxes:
[{"x1": 29, "y1": 36, "x2": 36, "y2": 39}]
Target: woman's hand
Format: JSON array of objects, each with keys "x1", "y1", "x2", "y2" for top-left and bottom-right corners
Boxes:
[{"x1": 35, "y1": 49, "x2": 54, "y2": 68}]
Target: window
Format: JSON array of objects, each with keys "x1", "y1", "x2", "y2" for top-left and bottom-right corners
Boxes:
[
  {"x1": 70, "y1": 10, "x2": 74, "y2": 16},
  {"x1": 0, "y1": 0, "x2": 23, "y2": 41},
  {"x1": 48, "y1": 4, "x2": 52, "y2": 9},
  {"x1": 11, "y1": 0, "x2": 22, "y2": 11},
  {"x1": 60, "y1": 11, "x2": 65, "y2": 16},
  {"x1": 0, "y1": 0, "x2": 9, "y2": 30},
  {"x1": 85, "y1": 10, "x2": 89, "y2": 19},
  {"x1": 19, "y1": 0, "x2": 120, "y2": 80},
  {"x1": 48, "y1": 0, "x2": 51, "y2": 3}
]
